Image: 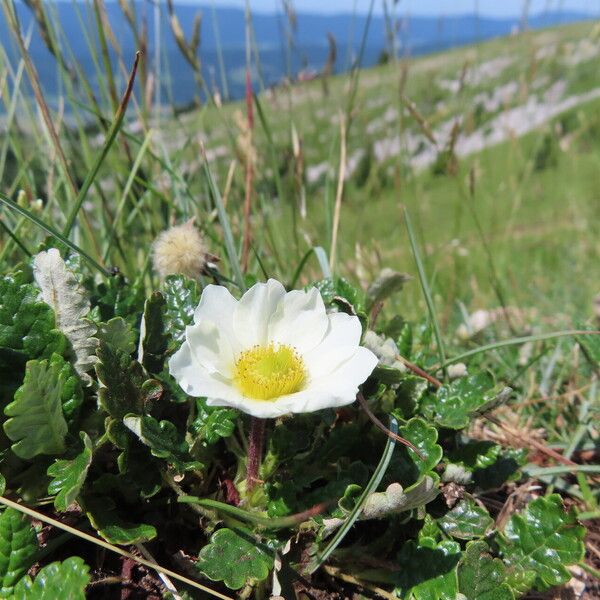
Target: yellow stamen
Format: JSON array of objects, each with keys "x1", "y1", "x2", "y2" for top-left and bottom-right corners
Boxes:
[{"x1": 233, "y1": 344, "x2": 307, "y2": 401}]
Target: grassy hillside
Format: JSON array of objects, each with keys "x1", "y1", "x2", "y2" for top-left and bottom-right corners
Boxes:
[{"x1": 151, "y1": 20, "x2": 600, "y2": 326}]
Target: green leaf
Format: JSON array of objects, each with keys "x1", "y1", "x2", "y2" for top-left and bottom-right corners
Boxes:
[
  {"x1": 163, "y1": 274, "x2": 200, "y2": 349},
  {"x1": 399, "y1": 417, "x2": 443, "y2": 478},
  {"x1": 196, "y1": 528, "x2": 273, "y2": 590},
  {"x1": 311, "y1": 277, "x2": 365, "y2": 314},
  {"x1": 97, "y1": 317, "x2": 136, "y2": 355},
  {"x1": 498, "y1": 494, "x2": 585, "y2": 593},
  {"x1": 94, "y1": 274, "x2": 145, "y2": 326},
  {"x1": 84, "y1": 496, "x2": 157, "y2": 544},
  {"x1": 4, "y1": 356, "x2": 70, "y2": 459},
  {"x1": 13, "y1": 556, "x2": 90, "y2": 599},
  {"x1": 438, "y1": 497, "x2": 494, "y2": 540},
  {"x1": 139, "y1": 292, "x2": 168, "y2": 374},
  {"x1": 95, "y1": 341, "x2": 146, "y2": 419},
  {"x1": 47, "y1": 432, "x2": 93, "y2": 511},
  {"x1": 0, "y1": 274, "x2": 67, "y2": 363},
  {"x1": 448, "y1": 441, "x2": 527, "y2": 491},
  {"x1": 457, "y1": 541, "x2": 514, "y2": 600},
  {"x1": 394, "y1": 538, "x2": 461, "y2": 600},
  {"x1": 388, "y1": 416, "x2": 442, "y2": 491},
  {"x1": 123, "y1": 414, "x2": 203, "y2": 474},
  {"x1": 190, "y1": 398, "x2": 237, "y2": 445},
  {"x1": 366, "y1": 268, "x2": 411, "y2": 309},
  {"x1": 0, "y1": 508, "x2": 38, "y2": 597},
  {"x1": 420, "y1": 372, "x2": 509, "y2": 429},
  {"x1": 0, "y1": 274, "x2": 67, "y2": 396}
]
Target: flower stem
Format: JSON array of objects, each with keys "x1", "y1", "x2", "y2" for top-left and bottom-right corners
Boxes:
[{"x1": 246, "y1": 417, "x2": 265, "y2": 492}]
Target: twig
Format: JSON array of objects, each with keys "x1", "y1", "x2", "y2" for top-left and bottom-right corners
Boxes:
[
  {"x1": 323, "y1": 565, "x2": 397, "y2": 600},
  {"x1": 135, "y1": 543, "x2": 182, "y2": 600},
  {"x1": 0, "y1": 496, "x2": 232, "y2": 600},
  {"x1": 396, "y1": 354, "x2": 443, "y2": 388},
  {"x1": 485, "y1": 414, "x2": 578, "y2": 467},
  {"x1": 357, "y1": 392, "x2": 423, "y2": 458}
]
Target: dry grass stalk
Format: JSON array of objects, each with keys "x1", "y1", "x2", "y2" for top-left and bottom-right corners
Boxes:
[
  {"x1": 329, "y1": 111, "x2": 347, "y2": 271},
  {"x1": 400, "y1": 94, "x2": 438, "y2": 147}
]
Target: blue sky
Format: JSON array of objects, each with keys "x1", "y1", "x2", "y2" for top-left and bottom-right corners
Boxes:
[{"x1": 204, "y1": 0, "x2": 600, "y2": 16}]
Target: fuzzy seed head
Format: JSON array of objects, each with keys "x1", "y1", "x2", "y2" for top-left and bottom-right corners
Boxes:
[{"x1": 152, "y1": 220, "x2": 207, "y2": 280}]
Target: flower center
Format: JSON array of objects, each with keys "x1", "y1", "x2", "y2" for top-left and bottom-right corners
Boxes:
[{"x1": 233, "y1": 344, "x2": 307, "y2": 401}]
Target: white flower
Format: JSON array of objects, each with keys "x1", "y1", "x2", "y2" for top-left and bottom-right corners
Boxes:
[{"x1": 168, "y1": 279, "x2": 378, "y2": 418}]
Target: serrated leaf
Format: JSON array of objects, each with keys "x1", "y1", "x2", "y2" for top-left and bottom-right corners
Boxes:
[
  {"x1": 372, "y1": 364, "x2": 404, "y2": 384},
  {"x1": 0, "y1": 274, "x2": 67, "y2": 379},
  {"x1": 366, "y1": 268, "x2": 411, "y2": 309},
  {"x1": 389, "y1": 416, "x2": 443, "y2": 489},
  {"x1": 457, "y1": 541, "x2": 514, "y2": 600},
  {"x1": 4, "y1": 356, "x2": 69, "y2": 459},
  {"x1": 95, "y1": 341, "x2": 146, "y2": 419},
  {"x1": 449, "y1": 441, "x2": 527, "y2": 491},
  {"x1": 399, "y1": 417, "x2": 443, "y2": 476},
  {"x1": 123, "y1": 414, "x2": 203, "y2": 474},
  {"x1": 13, "y1": 556, "x2": 90, "y2": 599},
  {"x1": 54, "y1": 354, "x2": 84, "y2": 422},
  {"x1": 196, "y1": 528, "x2": 273, "y2": 590},
  {"x1": 163, "y1": 274, "x2": 200, "y2": 349},
  {"x1": 97, "y1": 317, "x2": 136, "y2": 355},
  {"x1": 84, "y1": 496, "x2": 157, "y2": 544},
  {"x1": 394, "y1": 538, "x2": 461, "y2": 600},
  {"x1": 311, "y1": 277, "x2": 365, "y2": 314},
  {"x1": 190, "y1": 398, "x2": 237, "y2": 445},
  {"x1": 138, "y1": 292, "x2": 168, "y2": 374},
  {"x1": 439, "y1": 497, "x2": 493, "y2": 540},
  {"x1": 47, "y1": 432, "x2": 93, "y2": 511},
  {"x1": 0, "y1": 508, "x2": 38, "y2": 596},
  {"x1": 33, "y1": 248, "x2": 98, "y2": 377},
  {"x1": 395, "y1": 375, "x2": 429, "y2": 418},
  {"x1": 94, "y1": 274, "x2": 145, "y2": 326},
  {"x1": 498, "y1": 494, "x2": 585, "y2": 593},
  {"x1": 420, "y1": 372, "x2": 508, "y2": 429}
]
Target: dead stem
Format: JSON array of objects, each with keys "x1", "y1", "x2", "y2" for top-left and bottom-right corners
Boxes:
[{"x1": 357, "y1": 392, "x2": 424, "y2": 458}]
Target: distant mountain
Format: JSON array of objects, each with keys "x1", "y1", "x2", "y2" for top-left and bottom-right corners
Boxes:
[{"x1": 1, "y1": 3, "x2": 595, "y2": 108}]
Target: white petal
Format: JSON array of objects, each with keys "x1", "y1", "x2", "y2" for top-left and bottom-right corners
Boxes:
[
  {"x1": 267, "y1": 287, "x2": 329, "y2": 353},
  {"x1": 168, "y1": 341, "x2": 238, "y2": 400},
  {"x1": 205, "y1": 395, "x2": 294, "y2": 419},
  {"x1": 193, "y1": 284, "x2": 238, "y2": 324},
  {"x1": 233, "y1": 279, "x2": 286, "y2": 348},
  {"x1": 303, "y1": 312, "x2": 363, "y2": 379},
  {"x1": 301, "y1": 346, "x2": 379, "y2": 410},
  {"x1": 185, "y1": 319, "x2": 234, "y2": 377}
]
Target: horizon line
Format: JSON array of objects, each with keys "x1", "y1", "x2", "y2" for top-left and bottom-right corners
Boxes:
[{"x1": 23, "y1": 1, "x2": 600, "y2": 19}]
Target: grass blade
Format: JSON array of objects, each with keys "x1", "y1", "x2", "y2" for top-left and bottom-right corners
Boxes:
[
  {"x1": 201, "y1": 145, "x2": 246, "y2": 292},
  {"x1": 403, "y1": 207, "x2": 447, "y2": 370},
  {"x1": 63, "y1": 51, "x2": 140, "y2": 237},
  {"x1": 310, "y1": 416, "x2": 398, "y2": 573},
  {"x1": 0, "y1": 191, "x2": 110, "y2": 276},
  {"x1": 439, "y1": 330, "x2": 600, "y2": 368}
]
